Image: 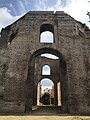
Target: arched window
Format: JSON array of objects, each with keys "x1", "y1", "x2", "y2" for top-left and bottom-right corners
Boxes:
[
  {"x1": 40, "y1": 24, "x2": 54, "y2": 43},
  {"x1": 42, "y1": 65, "x2": 51, "y2": 75},
  {"x1": 41, "y1": 78, "x2": 54, "y2": 87},
  {"x1": 40, "y1": 31, "x2": 54, "y2": 43}
]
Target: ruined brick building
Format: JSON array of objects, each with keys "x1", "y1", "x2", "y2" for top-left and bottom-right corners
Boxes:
[{"x1": 0, "y1": 11, "x2": 90, "y2": 114}]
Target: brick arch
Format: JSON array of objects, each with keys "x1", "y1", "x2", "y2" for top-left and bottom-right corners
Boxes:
[
  {"x1": 39, "y1": 77, "x2": 55, "y2": 83},
  {"x1": 25, "y1": 47, "x2": 68, "y2": 113},
  {"x1": 29, "y1": 47, "x2": 66, "y2": 62},
  {"x1": 40, "y1": 23, "x2": 54, "y2": 34},
  {"x1": 39, "y1": 22, "x2": 57, "y2": 44}
]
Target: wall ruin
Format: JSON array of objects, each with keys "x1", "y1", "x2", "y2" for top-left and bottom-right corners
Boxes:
[{"x1": 0, "y1": 11, "x2": 90, "y2": 114}]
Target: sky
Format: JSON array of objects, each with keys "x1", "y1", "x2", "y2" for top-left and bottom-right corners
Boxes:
[
  {"x1": 0, "y1": 0, "x2": 90, "y2": 32},
  {"x1": 41, "y1": 53, "x2": 58, "y2": 59},
  {"x1": 41, "y1": 78, "x2": 54, "y2": 93},
  {"x1": 40, "y1": 31, "x2": 54, "y2": 43}
]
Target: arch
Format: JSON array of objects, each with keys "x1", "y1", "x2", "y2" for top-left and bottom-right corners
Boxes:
[
  {"x1": 40, "y1": 78, "x2": 54, "y2": 87},
  {"x1": 40, "y1": 24, "x2": 54, "y2": 34},
  {"x1": 39, "y1": 76, "x2": 55, "y2": 83},
  {"x1": 40, "y1": 31, "x2": 54, "y2": 43},
  {"x1": 42, "y1": 64, "x2": 51, "y2": 75},
  {"x1": 25, "y1": 48, "x2": 68, "y2": 113},
  {"x1": 29, "y1": 48, "x2": 66, "y2": 63},
  {"x1": 40, "y1": 24, "x2": 54, "y2": 43},
  {"x1": 41, "y1": 53, "x2": 59, "y2": 59},
  {"x1": 40, "y1": 78, "x2": 54, "y2": 105}
]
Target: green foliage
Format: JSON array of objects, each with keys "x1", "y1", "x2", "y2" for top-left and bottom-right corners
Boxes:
[{"x1": 40, "y1": 93, "x2": 50, "y2": 105}]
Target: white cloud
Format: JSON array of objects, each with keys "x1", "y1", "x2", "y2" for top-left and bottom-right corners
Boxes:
[
  {"x1": 47, "y1": 0, "x2": 62, "y2": 11},
  {"x1": 64, "y1": 0, "x2": 90, "y2": 24},
  {"x1": 48, "y1": 0, "x2": 90, "y2": 27},
  {"x1": 0, "y1": 7, "x2": 22, "y2": 32},
  {"x1": 35, "y1": 0, "x2": 46, "y2": 10},
  {"x1": 36, "y1": 0, "x2": 90, "y2": 28},
  {"x1": 17, "y1": 0, "x2": 27, "y2": 14}
]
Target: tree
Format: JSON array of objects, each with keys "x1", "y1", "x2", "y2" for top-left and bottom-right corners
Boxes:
[{"x1": 40, "y1": 93, "x2": 50, "y2": 105}]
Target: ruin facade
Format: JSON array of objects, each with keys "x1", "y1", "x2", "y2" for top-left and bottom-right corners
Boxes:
[{"x1": 0, "y1": 11, "x2": 90, "y2": 114}]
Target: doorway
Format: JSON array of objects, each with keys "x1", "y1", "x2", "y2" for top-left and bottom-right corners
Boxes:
[
  {"x1": 25, "y1": 48, "x2": 68, "y2": 113},
  {"x1": 37, "y1": 78, "x2": 54, "y2": 106}
]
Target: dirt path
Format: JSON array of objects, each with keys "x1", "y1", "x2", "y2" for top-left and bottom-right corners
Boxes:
[{"x1": 0, "y1": 116, "x2": 90, "y2": 120}]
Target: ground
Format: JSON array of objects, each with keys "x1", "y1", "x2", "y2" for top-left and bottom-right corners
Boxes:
[{"x1": 0, "y1": 116, "x2": 90, "y2": 120}]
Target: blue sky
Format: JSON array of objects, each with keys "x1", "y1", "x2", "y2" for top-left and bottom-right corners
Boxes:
[
  {"x1": 41, "y1": 78, "x2": 54, "y2": 92},
  {"x1": 0, "y1": 0, "x2": 90, "y2": 31},
  {"x1": 41, "y1": 78, "x2": 53, "y2": 87},
  {"x1": 0, "y1": 0, "x2": 68, "y2": 16}
]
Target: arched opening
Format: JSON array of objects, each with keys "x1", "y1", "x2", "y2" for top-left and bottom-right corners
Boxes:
[
  {"x1": 25, "y1": 48, "x2": 68, "y2": 113},
  {"x1": 42, "y1": 65, "x2": 51, "y2": 75},
  {"x1": 41, "y1": 53, "x2": 59, "y2": 59},
  {"x1": 40, "y1": 31, "x2": 54, "y2": 43},
  {"x1": 40, "y1": 24, "x2": 54, "y2": 43},
  {"x1": 37, "y1": 78, "x2": 54, "y2": 106},
  {"x1": 40, "y1": 24, "x2": 54, "y2": 33}
]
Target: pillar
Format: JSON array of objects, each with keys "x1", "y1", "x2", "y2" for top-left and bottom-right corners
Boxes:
[
  {"x1": 33, "y1": 84, "x2": 37, "y2": 105},
  {"x1": 57, "y1": 81, "x2": 61, "y2": 106},
  {"x1": 54, "y1": 82, "x2": 58, "y2": 105},
  {"x1": 37, "y1": 82, "x2": 40, "y2": 106}
]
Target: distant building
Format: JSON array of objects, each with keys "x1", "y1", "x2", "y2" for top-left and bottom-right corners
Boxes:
[{"x1": 43, "y1": 86, "x2": 54, "y2": 98}]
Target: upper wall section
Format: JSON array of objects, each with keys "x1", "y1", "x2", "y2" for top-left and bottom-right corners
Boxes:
[{"x1": 0, "y1": 11, "x2": 90, "y2": 48}]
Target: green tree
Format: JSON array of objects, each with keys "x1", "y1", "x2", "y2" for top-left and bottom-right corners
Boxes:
[{"x1": 41, "y1": 93, "x2": 50, "y2": 105}]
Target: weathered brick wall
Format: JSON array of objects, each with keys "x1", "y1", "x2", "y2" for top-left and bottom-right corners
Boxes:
[{"x1": 0, "y1": 11, "x2": 90, "y2": 114}]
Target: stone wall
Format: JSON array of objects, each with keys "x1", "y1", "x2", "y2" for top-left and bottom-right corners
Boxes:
[{"x1": 0, "y1": 11, "x2": 90, "y2": 114}]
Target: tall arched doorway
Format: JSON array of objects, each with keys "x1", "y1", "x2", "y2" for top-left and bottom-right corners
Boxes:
[
  {"x1": 37, "y1": 78, "x2": 54, "y2": 106},
  {"x1": 25, "y1": 48, "x2": 68, "y2": 113}
]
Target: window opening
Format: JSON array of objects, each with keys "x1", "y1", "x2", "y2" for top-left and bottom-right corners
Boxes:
[
  {"x1": 40, "y1": 31, "x2": 54, "y2": 43},
  {"x1": 42, "y1": 65, "x2": 51, "y2": 75}
]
